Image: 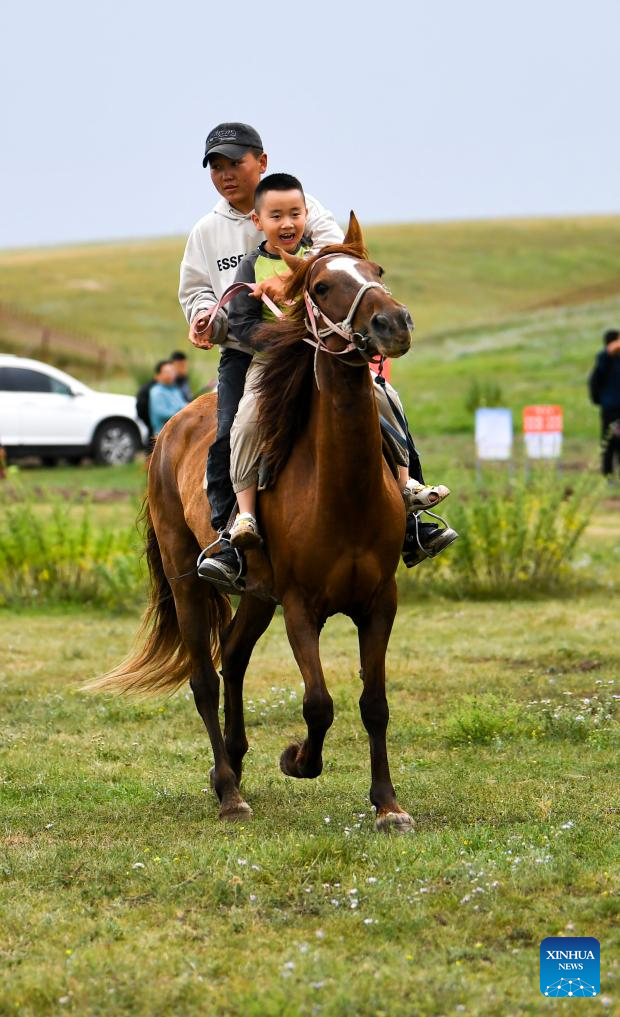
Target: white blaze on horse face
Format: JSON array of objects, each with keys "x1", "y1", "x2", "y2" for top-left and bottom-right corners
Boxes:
[{"x1": 324, "y1": 257, "x2": 368, "y2": 285}]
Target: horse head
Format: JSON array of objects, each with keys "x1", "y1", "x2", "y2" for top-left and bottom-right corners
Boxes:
[{"x1": 279, "y1": 212, "x2": 414, "y2": 363}]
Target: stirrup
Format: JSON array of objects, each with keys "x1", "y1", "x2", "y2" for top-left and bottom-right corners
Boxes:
[
  {"x1": 196, "y1": 533, "x2": 245, "y2": 588},
  {"x1": 409, "y1": 508, "x2": 452, "y2": 559}
]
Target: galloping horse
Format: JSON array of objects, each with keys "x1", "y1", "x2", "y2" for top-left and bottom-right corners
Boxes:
[{"x1": 92, "y1": 215, "x2": 415, "y2": 832}]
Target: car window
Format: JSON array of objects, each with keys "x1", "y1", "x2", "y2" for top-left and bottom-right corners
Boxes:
[
  {"x1": 5, "y1": 368, "x2": 55, "y2": 393},
  {"x1": 0, "y1": 368, "x2": 14, "y2": 391},
  {"x1": 49, "y1": 376, "x2": 73, "y2": 396}
]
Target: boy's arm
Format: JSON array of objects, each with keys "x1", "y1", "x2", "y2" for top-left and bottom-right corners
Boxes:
[
  {"x1": 179, "y1": 222, "x2": 228, "y2": 347},
  {"x1": 227, "y1": 255, "x2": 263, "y2": 353},
  {"x1": 304, "y1": 193, "x2": 344, "y2": 253}
]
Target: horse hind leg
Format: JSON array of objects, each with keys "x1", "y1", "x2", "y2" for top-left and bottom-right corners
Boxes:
[
  {"x1": 220, "y1": 592, "x2": 276, "y2": 784},
  {"x1": 279, "y1": 596, "x2": 334, "y2": 780},
  {"x1": 357, "y1": 581, "x2": 414, "y2": 833}
]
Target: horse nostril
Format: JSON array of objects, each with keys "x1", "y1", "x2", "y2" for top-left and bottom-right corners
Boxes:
[
  {"x1": 401, "y1": 309, "x2": 414, "y2": 331},
  {"x1": 370, "y1": 313, "x2": 390, "y2": 335}
]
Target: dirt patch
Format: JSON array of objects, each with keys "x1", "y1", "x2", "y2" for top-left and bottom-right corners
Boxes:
[
  {"x1": 574, "y1": 658, "x2": 603, "y2": 673},
  {"x1": 66, "y1": 279, "x2": 107, "y2": 292},
  {"x1": 3, "y1": 484, "x2": 132, "y2": 503},
  {"x1": 529, "y1": 276, "x2": 620, "y2": 310}
]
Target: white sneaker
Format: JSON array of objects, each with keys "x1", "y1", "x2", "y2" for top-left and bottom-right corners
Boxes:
[
  {"x1": 230, "y1": 512, "x2": 262, "y2": 550},
  {"x1": 403, "y1": 479, "x2": 450, "y2": 514}
]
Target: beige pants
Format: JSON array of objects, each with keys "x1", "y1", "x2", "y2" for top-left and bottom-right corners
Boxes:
[{"x1": 230, "y1": 359, "x2": 409, "y2": 494}]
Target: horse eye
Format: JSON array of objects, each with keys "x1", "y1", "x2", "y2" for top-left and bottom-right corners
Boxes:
[
  {"x1": 314, "y1": 281, "x2": 329, "y2": 296},
  {"x1": 377, "y1": 265, "x2": 385, "y2": 277}
]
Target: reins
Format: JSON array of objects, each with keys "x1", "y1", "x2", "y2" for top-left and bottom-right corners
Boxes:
[{"x1": 197, "y1": 280, "x2": 283, "y2": 333}]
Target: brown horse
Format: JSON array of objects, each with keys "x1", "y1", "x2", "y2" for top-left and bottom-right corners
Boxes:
[{"x1": 91, "y1": 214, "x2": 415, "y2": 832}]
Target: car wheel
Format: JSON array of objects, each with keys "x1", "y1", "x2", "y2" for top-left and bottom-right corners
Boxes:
[{"x1": 92, "y1": 421, "x2": 139, "y2": 465}]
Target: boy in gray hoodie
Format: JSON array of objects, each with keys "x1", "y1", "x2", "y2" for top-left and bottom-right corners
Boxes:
[{"x1": 179, "y1": 122, "x2": 344, "y2": 541}]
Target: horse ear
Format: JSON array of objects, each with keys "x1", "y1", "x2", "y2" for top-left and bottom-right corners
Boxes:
[
  {"x1": 277, "y1": 247, "x2": 304, "y2": 272},
  {"x1": 343, "y1": 211, "x2": 367, "y2": 256}
]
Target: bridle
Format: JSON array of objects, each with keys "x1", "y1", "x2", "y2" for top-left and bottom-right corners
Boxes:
[{"x1": 301, "y1": 253, "x2": 394, "y2": 361}]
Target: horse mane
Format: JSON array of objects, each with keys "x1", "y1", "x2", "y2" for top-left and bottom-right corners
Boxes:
[{"x1": 253, "y1": 241, "x2": 367, "y2": 483}]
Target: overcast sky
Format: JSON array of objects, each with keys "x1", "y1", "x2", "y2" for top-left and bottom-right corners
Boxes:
[{"x1": 1, "y1": 0, "x2": 618, "y2": 248}]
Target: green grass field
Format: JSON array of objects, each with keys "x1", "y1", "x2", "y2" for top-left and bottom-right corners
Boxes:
[
  {"x1": 1, "y1": 562, "x2": 619, "y2": 1015},
  {"x1": 1, "y1": 461, "x2": 619, "y2": 1015},
  {"x1": 1, "y1": 216, "x2": 620, "y2": 1014}
]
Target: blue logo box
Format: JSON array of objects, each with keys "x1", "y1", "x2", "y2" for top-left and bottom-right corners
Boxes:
[{"x1": 540, "y1": 937, "x2": 600, "y2": 997}]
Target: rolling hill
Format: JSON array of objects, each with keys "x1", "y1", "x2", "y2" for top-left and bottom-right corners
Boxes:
[{"x1": 1, "y1": 215, "x2": 619, "y2": 439}]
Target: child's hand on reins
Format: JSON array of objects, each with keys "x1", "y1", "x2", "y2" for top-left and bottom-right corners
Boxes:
[{"x1": 252, "y1": 273, "x2": 291, "y2": 304}]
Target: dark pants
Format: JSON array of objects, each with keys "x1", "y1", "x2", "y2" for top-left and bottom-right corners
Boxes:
[
  {"x1": 206, "y1": 348, "x2": 252, "y2": 531},
  {"x1": 206, "y1": 350, "x2": 424, "y2": 531},
  {"x1": 407, "y1": 434, "x2": 424, "y2": 484},
  {"x1": 601, "y1": 406, "x2": 620, "y2": 475}
]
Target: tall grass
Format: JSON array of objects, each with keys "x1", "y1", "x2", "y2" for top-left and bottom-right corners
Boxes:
[
  {"x1": 402, "y1": 472, "x2": 599, "y2": 598},
  {"x1": 0, "y1": 489, "x2": 146, "y2": 610}
]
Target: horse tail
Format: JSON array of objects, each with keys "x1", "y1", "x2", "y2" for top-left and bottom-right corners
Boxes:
[{"x1": 86, "y1": 501, "x2": 231, "y2": 696}]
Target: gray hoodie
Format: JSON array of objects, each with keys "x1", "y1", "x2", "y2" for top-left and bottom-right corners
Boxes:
[{"x1": 178, "y1": 195, "x2": 343, "y2": 352}]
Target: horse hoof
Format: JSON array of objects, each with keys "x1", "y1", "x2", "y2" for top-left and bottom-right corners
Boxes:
[
  {"x1": 219, "y1": 799, "x2": 253, "y2": 822},
  {"x1": 375, "y1": 810, "x2": 415, "y2": 834},
  {"x1": 280, "y1": 743, "x2": 301, "y2": 777}
]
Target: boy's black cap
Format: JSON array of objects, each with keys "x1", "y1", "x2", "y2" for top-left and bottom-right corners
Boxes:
[{"x1": 203, "y1": 122, "x2": 263, "y2": 168}]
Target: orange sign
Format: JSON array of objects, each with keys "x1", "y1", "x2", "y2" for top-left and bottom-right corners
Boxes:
[{"x1": 523, "y1": 405, "x2": 563, "y2": 434}]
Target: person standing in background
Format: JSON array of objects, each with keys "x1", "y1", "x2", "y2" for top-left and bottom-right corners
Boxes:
[
  {"x1": 589, "y1": 328, "x2": 620, "y2": 477},
  {"x1": 149, "y1": 360, "x2": 187, "y2": 437},
  {"x1": 135, "y1": 363, "x2": 161, "y2": 443},
  {"x1": 170, "y1": 350, "x2": 193, "y2": 402}
]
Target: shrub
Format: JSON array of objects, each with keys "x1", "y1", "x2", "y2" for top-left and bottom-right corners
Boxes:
[
  {"x1": 0, "y1": 489, "x2": 146, "y2": 610},
  {"x1": 446, "y1": 695, "x2": 520, "y2": 745},
  {"x1": 401, "y1": 473, "x2": 599, "y2": 598},
  {"x1": 465, "y1": 378, "x2": 504, "y2": 413}
]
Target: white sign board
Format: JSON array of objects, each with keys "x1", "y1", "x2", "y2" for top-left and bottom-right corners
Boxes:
[{"x1": 475, "y1": 408, "x2": 513, "y2": 461}]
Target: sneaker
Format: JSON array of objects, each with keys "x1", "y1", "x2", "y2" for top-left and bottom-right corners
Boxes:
[
  {"x1": 197, "y1": 545, "x2": 246, "y2": 592},
  {"x1": 230, "y1": 512, "x2": 262, "y2": 550},
  {"x1": 402, "y1": 518, "x2": 459, "y2": 569},
  {"x1": 402, "y1": 479, "x2": 450, "y2": 514}
]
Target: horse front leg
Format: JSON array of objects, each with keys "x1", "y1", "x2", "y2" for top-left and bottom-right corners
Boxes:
[
  {"x1": 279, "y1": 595, "x2": 334, "y2": 779},
  {"x1": 357, "y1": 580, "x2": 414, "y2": 833}
]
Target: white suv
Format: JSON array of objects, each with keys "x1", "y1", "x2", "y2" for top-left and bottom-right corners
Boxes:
[{"x1": 0, "y1": 355, "x2": 148, "y2": 465}]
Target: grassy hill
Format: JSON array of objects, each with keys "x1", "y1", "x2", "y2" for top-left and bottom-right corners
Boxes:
[{"x1": 1, "y1": 215, "x2": 619, "y2": 439}]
